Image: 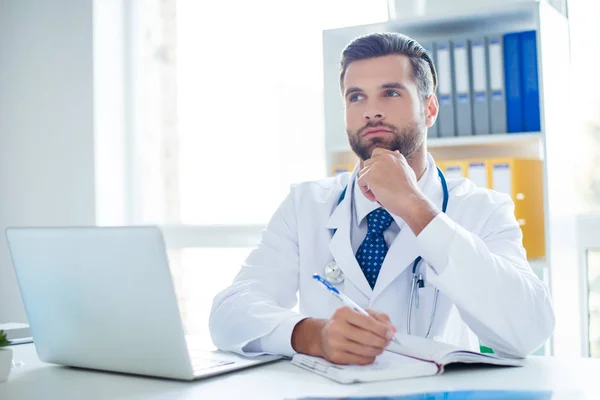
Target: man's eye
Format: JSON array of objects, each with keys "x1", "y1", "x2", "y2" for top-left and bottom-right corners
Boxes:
[
  {"x1": 385, "y1": 90, "x2": 400, "y2": 97},
  {"x1": 349, "y1": 93, "x2": 364, "y2": 102}
]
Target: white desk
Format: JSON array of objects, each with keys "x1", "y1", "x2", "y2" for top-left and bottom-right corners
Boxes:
[{"x1": 2, "y1": 344, "x2": 600, "y2": 399}]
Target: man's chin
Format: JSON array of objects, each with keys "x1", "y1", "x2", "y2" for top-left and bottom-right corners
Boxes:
[{"x1": 363, "y1": 141, "x2": 395, "y2": 154}]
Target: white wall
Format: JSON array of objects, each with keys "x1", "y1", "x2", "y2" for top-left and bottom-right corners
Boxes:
[{"x1": 0, "y1": 0, "x2": 96, "y2": 322}]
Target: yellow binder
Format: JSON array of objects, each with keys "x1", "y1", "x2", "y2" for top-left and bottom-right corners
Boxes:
[
  {"x1": 330, "y1": 151, "x2": 358, "y2": 176},
  {"x1": 486, "y1": 158, "x2": 545, "y2": 259},
  {"x1": 331, "y1": 163, "x2": 355, "y2": 176},
  {"x1": 437, "y1": 160, "x2": 468, "y2": 179}
]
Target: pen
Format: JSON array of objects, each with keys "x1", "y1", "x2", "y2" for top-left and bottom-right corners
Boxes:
[{"x1": 312, "y1": 273, "x2": 402, "y2": 346}]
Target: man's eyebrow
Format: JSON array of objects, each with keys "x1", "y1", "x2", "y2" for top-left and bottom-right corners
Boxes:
[
  {"x1": 344, "y1": 87, "x2": 362, "y2": 97},
  {"x1": 344, "y1": 82, "x2": 408, "y2": 97},
  {"x1": 381, "y1": 82, "x2": 408, "y2": 91}
]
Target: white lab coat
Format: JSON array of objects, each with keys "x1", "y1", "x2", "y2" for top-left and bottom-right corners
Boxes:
[{"x1": 209, "y1": 154, "x2": 555, "y2": 359}]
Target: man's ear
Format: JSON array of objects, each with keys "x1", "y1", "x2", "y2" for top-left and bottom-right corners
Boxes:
[{"x1": 424, "y1": 94, "x2": 439, "y2": 128}]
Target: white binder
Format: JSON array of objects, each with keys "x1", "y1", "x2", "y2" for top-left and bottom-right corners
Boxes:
[
  {"x1": 452, "y1": 38, "x2": 473, "y2": 136},
  {"x1": 436, "y1": 41, "x2": 456, "y2": 137},
  {"x1": 467, "y1": 161, "x2": 488, "y2": 187},
  {"x1": 471, "y1": 37, "x2": 491, "y2": 135},
  {"x1": 488, "y1": 35, "x2": 507, "y2": 134}
]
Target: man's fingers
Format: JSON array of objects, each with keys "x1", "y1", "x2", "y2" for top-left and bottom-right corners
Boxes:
[
  {"x1": 343, "y1": 309, "x2": 395, "y2": 341},
  {"x1": 324, "y1": 308, "x2": 395, "y2": 365},
  {"x1": 342, "y1": 324, "x2": 390, "y2": 349},
  {"x1": 362, "y1": 152, "x2": 402, "y2": 172},
  {"x1": 367, "y1": 309, "x2": 393, "y2": 324},
  {"x1": 360, "y1": 186, "x2": 376, "y2": 202},
  {"x1": 370, "y1": 147, "x2": 402, "y2": 158},
  {"x1": 363, "y1": 157, "x2": 376, "y2": 168},
  {"x1": 357, "y1": 168, "x2": 377, "y2": 202},
  {"x1": 330, "y1": 350, "x2": 376, "y2": 366},
  {"x1": 340, "y1": 338, "x2": 385, "y2": 358}
]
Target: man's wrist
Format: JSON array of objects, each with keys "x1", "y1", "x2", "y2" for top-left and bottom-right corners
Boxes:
[
  {"x1": 291, "y1": 318, "x2": 326, "y2": 357},
  {"x1": 401, "y1": 194, "x2": 439, "y2": 236}
]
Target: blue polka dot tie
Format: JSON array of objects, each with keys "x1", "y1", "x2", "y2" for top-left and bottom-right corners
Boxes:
[{"x1": 356, "y1": 208, "x2": 393, "y2": 289}]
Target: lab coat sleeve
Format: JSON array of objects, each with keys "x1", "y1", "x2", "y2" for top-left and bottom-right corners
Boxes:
[
  {"x1": 209, "y1": 190, "x2": 305, "y2": 358},
  {"x1": 415, "y1": 194, "x2": 555, "y2": 358}
]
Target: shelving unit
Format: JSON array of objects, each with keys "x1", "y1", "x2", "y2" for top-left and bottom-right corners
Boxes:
[{"x1": 322, "y1": 1, "x2": 579, "y2": 357}]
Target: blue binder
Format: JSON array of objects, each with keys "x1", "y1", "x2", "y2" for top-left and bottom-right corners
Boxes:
[
  {"x1": 520, "y1": 30, "x2": 541, "y2": 132},
  {"x1": 503, "y1": 32, "x2": 523, "y2": 133}
]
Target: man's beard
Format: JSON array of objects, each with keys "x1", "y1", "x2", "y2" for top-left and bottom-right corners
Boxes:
[{"x1": 347, "y1": 120, "x2": 425, "y2": 161}]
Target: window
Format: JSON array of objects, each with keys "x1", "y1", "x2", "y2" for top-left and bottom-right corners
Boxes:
[
  {"x1": 585, "y1": 250, "x2": 600, "y2": 357},
  {"x1": 570, "y1": 0, "x2": 600, "y2": 213},
  {"x1": 168, "y1": 247, "x2": 251, "y2": 347},
  {"x1": 126, "y1": 0, "x2": 389, "y2": 335}
]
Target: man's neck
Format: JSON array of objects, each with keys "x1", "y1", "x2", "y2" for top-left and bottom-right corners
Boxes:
[{"x1": 406, "y1": 145, "x2": 427, "y2": 180}]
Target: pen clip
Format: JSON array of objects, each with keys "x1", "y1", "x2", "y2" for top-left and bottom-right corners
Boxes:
[{"x1": 313, "y1": 274, "x2": 340, "y2": 294}]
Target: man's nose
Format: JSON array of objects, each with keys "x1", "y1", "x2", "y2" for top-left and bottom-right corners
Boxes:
[{"x1": 363, "y1": 108, "x2": 385, "y2": 121}]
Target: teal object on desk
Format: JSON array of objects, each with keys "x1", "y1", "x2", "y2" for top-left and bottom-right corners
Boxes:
[{"x1": 295, "y1": 390, "x2": 554, "y2": 400}]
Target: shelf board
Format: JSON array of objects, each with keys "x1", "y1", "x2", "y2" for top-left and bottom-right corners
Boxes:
[
  {"x1": 385, "y1": 0, "x2": 540, "y2": 29},
  {"x1": 428, "y1": 132, "x2": 542, "y2": 148},
  {"x1": 330, "y1": 132, "x2": 542, "y2": 153}
]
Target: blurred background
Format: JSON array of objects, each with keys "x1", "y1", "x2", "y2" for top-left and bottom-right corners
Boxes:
[{"x1": 1, "y1": 0, "x2": 599, "y2": 359}]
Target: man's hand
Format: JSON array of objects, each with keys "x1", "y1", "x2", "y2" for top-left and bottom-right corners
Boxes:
[
  {"x1": 357, "y1": 148, "x2": 439, "y2": 235},
  {"x1": 358, "y1": 148, "x2": 420, "y2": 216},
  {"x1": 291, "y1": 307, "x2": 396, "y2": 365}
]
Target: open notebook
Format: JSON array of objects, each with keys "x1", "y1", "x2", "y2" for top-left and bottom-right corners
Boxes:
[{"x1": 291, "y1": 333, "x2": 525, "y2": 384}]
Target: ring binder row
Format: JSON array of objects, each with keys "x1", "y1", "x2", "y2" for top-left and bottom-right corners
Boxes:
[
  {"x1": 437, "y1": 158, "x2": 545, "y2": 259},
  {"x1": 422, "y1": 30, "x2": 541, "y2": 138}
]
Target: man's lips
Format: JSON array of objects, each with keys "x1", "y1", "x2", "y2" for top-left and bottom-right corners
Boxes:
[{"x1": 362, "y1": 128, "x2": 392, "y2": 138}]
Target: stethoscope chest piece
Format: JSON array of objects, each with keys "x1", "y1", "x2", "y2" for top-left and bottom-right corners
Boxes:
[{"x1": 324, "y1": 261, "x2": 344, "y2": 284}]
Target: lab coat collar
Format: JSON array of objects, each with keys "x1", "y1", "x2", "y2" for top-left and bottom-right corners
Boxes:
[
  {"x1": 325, "y1": 163, "x2": 373, "y2": 298},
  {"x1": 325, "y1": 163, "x2": 360, "y2": 231}
]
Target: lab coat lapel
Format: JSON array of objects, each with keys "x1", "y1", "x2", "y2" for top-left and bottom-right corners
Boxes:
[
  {"x1": 325, "y1": 168, "x2": 373, "y2": 299},
  {"x1": 371, "y1": 156, "x2": 443, "y2": 302},
  {"x1": 370, "y1": 226, "x2": 418, "y2": 301}
]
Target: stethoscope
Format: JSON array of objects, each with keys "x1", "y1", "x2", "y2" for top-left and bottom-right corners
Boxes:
[{"x1": 324, "y1": 166, "x2": 449, "y2": 337}]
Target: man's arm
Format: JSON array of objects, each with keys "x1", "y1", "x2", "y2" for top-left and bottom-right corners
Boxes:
[
  {"x1": 209, "y1": 188, "x2": 396, "y2": 361},
  {"x1": 209, "y1": 192, "x2": 305, "y2": 357},
  {"x1": 412, "y1": 195, "x2": 555, "y2": 358},
  {"x1": 359, "y1": 148, "x2": 554, "y2": 358}
]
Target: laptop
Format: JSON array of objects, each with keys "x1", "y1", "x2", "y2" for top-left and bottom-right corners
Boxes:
[{"x1": 5, "y1": 226, "x2": 281, "y2": 380}]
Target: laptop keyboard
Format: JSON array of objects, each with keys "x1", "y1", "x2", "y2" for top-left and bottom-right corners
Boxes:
[{"x1": 191, "y1": 357, "x2": 234, "y2": 371}]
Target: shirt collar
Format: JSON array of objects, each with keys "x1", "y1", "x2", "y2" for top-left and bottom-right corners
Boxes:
[{"x1": 353, "y1": 154, "x2": 433, "y2": 227}]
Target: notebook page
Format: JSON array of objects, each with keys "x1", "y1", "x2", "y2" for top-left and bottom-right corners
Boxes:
[
  {"x1": 386, "y1": 333, "x2": 463, "y2": 362},
  {"x1": 291, "y1": 351, "x2": 439, "y2": 383},
  {"x1": 386, "y1": 334, "x2": 525, "y2": 367}
]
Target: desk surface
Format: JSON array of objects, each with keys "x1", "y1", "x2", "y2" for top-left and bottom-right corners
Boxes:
[{"x1": 2, "y1": 344, "x2": 600, "y2": 400}]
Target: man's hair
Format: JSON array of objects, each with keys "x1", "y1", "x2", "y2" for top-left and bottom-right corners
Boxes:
[{"x1": 339, "y1": 32, "x2": 437, "y2": 101}]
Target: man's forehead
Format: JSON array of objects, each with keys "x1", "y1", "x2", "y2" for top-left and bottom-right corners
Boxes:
[{"x1": 343, "y1": 54, "x2": 413, "y2": 87}]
